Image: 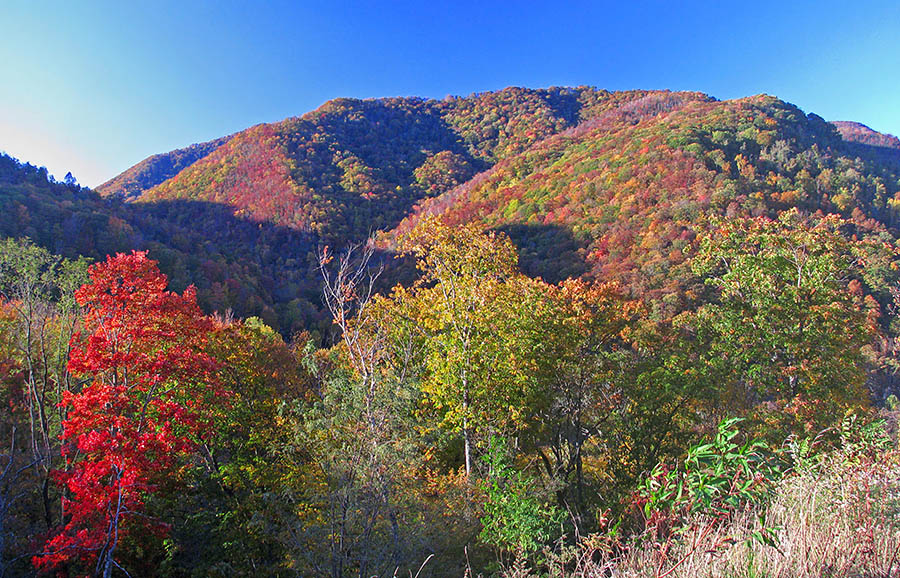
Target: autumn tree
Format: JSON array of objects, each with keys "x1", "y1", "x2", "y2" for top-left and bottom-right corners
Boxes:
[
  {"x1": 391, "y1": 216, "x2": 549, "y2": 476},
  {"x1": 35, "y1": 251, "x2": 223, "y2": 577},
  {"x1": 525, "y1": 279, "x2": 638, "y2": 529},
  {"x1": 318, "y1": 239, "x2": 389, "y2": 438},
  {"x1": 605, "y1": 317, "x2": 722, "y2": 506},
  {"x1": 0, "y1": 238, "x2": 87, "y2": 532},
  {"x1": 0, "y1": 238, "x2": 87, "y2": 574},
  {"x1": 160, "y1": 316, "x2": 315, "y2": 575},
  {"x1": 691, "y1": 210, "x2": 888, "y2": 431}
]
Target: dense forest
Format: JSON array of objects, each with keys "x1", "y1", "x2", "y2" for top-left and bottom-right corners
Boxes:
[
  {"x1": 0, "y1": 153, "x2": 326, "y2": 337},
  {"x1": 2, "y1": 86, "x2": 900, "y2": 576}
]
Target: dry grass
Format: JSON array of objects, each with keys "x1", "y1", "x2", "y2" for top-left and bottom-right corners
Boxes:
[{"x1": 550, "y1": 450, "x2": 900, "y2": 578}]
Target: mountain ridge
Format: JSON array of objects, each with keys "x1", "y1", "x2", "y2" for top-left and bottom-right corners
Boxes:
[
  {"x1": 104, "y1": 87, "x2": 709, "y2": 242},
  {"x1": 5, "y1": 85, "x2": 900, "y2": 337},
  {"x1": 96, "y1": 134, "x2": 234, "y2": 199}
]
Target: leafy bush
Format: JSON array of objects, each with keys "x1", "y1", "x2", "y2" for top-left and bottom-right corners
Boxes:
[
  {"x1": 479, "y1": 438, "x2": 561, "y2": 563},
  {"x1": 637, "y1": 418, "x2": 783, "y2": 577}
]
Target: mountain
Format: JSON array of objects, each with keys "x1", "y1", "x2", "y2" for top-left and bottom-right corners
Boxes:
[
  {"x1": 96, "y1": 135, "x2": 233, "y2": 199},
  {"x1": 831, "y1": 121, "x2": 900, "y2": 150},
  {"x1": 6, "y1": 86, "x2": 900, "y2": 336},
  {"x1": 105, "y1": 87, "x2": 701, "y2": 242}
]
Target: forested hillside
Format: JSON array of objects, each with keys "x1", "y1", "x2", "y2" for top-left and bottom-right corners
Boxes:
[
  {"x1": 3, "y1": 85, "x2": 900, "y2": 577},
  {"x1": 397, "y1": 95, "x2": 900, "y2": 313},
  {"x1": 3, "y1": 87, "x2": 716, "y2": 335},
  {"x1": 91, "y1": 88, "x2": 900, "y2": 340},
  {"x1": 96, "y1": 135, "x2": 233, "y2": 199}
]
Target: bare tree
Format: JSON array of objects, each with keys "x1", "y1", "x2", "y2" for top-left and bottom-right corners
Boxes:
[
  {"x1": 315, "y1": 239, "x2": 410, "y2": 577},
  {"x1": 318, "y1": 238, "x2": 386, "y2": 431}
]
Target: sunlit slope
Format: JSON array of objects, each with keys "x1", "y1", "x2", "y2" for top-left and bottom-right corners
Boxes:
[
  {"x1": 96, "y1": 135, "x2": 232, "y2": 199},
  {"x1": 395, "y1": 95, "x2": 900, "y2": 310},
  {"x1": 119, "y1": 87, "x2": 702, "y2": 241}
]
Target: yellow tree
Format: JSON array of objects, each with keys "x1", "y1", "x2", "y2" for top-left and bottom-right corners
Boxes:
[{"x1": 391, "y1": 216, "x2": 548, "y2": 476}]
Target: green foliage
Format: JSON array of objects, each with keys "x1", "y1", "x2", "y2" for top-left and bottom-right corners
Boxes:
[
  {"x1": 0, "y1": 239, "x2": 90, "y2": 574},
  {"x1": 640, "y1": 418, "x2": 782, "y2": 525},
  {"x1": 837, "y1": 414, "x2": 892, "y2": 463},
  {"x1": 638, "y1": 418, "x2": 784, "y2": 577},
  {"x1": 413, "y1": 150, "x2": 475, "y2": 194},
  {"x1": 479, "y1": 438, "x2": 561, "y2": 558},
  {"x1": 690, "y1": 210, "x2": 893, "y2": 431},
  {"x1": 0, "y1": 236, "x2": 89, "y2": 308}
]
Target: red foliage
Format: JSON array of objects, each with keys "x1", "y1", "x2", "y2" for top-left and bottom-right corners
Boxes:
[{"x1": 34, "y1": 251, "x2": 223, "y2": 575}]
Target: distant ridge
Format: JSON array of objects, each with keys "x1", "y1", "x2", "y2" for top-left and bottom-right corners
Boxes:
[
  {"x1": 831, "y1": 120, "x2": 900, "y2": 150},
  {"x1": 96, "y1": 135, "x2": 233, "y2": 199}
]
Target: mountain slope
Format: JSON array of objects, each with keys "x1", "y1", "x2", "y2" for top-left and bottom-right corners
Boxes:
[
  {"x1": 96, "y1": 135, "x2": 233, "y2": 199},
  {"x1": 394, "y1": 94, "x2": 900, "y2": 313},
  {"x1": 116, "y1": 87, "x2": 708, "y2": 242}
]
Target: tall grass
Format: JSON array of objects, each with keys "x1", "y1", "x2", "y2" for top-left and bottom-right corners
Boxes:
[{"x1": 550, "y1": 448, "x2": 900, "y2": 578}]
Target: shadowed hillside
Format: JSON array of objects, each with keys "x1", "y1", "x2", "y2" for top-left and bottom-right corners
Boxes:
[{"x1": 0, "y1": 154, "x2": 327, "y2": 336}]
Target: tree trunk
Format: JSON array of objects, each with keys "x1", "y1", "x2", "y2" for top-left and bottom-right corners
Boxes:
[
  {"x1": 463, "y1": 386, "x2": 472, "y2": 477},
  {"x1": 463, "y1": 418, "x2": 472, "y2": 477}
]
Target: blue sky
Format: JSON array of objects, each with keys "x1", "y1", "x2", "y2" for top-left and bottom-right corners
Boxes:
[{"x1": 1, "y1": 0, "x2": 898, "y2": 187}]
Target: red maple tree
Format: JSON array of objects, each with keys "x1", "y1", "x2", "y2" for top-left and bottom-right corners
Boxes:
[{"x1": 34, "y1": 251, "x2": 223, "y2": 577}]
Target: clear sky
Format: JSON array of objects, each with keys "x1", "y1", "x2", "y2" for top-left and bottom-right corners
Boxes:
[{"x1": 1, "y1": 0, "x2": 898, "y2": 187}]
